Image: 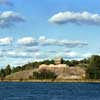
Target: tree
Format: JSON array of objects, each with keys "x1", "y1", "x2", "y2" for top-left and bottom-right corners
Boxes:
[
  {"x1": 79, "y1": 58, "x2": 89, "y2": 64},
  {"x1": 33, "y1": 71, "x2": 57, "y2": 80},
  {"x1": 5, "y1": 65, "x2": 11, "y2": 75},
  {"x1": 71, "y1": 60, "x2": 79, "y2": 66},
  {"x1": 41, "y1": 60, "x2": 55, "y2": 65},
  {"x1": 0, "y1": 69, "x2": 6, "y2": 79},
  {"x1": 61, "y1": 58, "x2": 64, "y2": 64},
  {"x1": 63, "y1": 60, "x2": 78, "y2": 66},
  {"x1": 12, "y1": 66, "x2": 22, "y2": 73},
  {"x1": 87, "y1": 55, "x2": 100, "y2": 79}
]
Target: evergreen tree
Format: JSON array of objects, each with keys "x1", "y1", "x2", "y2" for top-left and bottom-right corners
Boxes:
[
  {"x1": 5, "y1": 65, "x2": 11, "y2": 75},
  {"x1": 0, "y1": 69, "x2": 6, "y2": 78},
  {"x1": 87, "y1": 55, "x2": 100, "y2": 79}
]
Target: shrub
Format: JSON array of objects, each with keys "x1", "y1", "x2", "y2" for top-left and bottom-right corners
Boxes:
[{"x1": 19, "y1": 78, "x2": 23, "y2": 82}]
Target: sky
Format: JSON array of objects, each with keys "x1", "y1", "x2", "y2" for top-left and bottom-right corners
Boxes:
[{"x1": 0, "y1": 0, "x2": 100, "y2": 67}]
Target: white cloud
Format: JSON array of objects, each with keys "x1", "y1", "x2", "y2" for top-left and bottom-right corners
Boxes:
[
  {"x1": 49, "y1": 11, "x2": 100, "y2": 25},
  {"x1": 0, "y1": 50, "x2": 4, "y2": 57},
  {"x1": 59, "y1": 40, "x2": 88, "y2": 47},
  {"x1": 47, "y1": 50, "x2": 57, "y2": 53},
  {"x1": 34, "y1": 52, "x2": 48, "y2": 60},
  {"x1": 17, "y1": 36, "x2": 87, "y2": 48},
  {"x1": 40, "y1": 39, "x2": 58, "y2": 46},
  {"x1": 62, "y1": 51, "x2": 82, "y2": 60},
  {"x1": 39, "y1": 36, "x2": 46, "y2": 42},
  {"x1": 39, "y1": 36, "x2": 58, "y2": 46},
  {"x1": 16, "y1": 36, "x2": 88, "y2": 49},
  {"x1": 6, "y1": 51, "x2": 33, "y2": 58},
  {"x1": 0, "y1": 11, "x2": 25, "y2": 28},
  {"x1": 35, "y1": 52, "x2": 41, "y2": 56},
  {"x1": 18, "y1": 37, "x2": 38, "y2": 46},
  {"x1": 24, "y1": 47, "x2": 39, "y2": 53},
  {"x1": 0, "y1": 37, "x2": 12, "y2": 46},
  {"x1": 39, "y1": 36, "x2": 88, "y2": 47},
  {"x1": 64, "y1": 52, "x2": 100, "y2": 60},
  {"x1": 65, "y1": 51, "x2": 78, "y2": 57},
  {"x1": 54, "y1": 51, "x2": 86, "y2": 60},
  {"x1": 83, "y1": 53, "x2": 95, "y2": 58}
]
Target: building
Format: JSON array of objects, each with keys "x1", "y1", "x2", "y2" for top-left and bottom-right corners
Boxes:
[{"x1": 54, "y1": 57, "x2": 63, "y2": 65}]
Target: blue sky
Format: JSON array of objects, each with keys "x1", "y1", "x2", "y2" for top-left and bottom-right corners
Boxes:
[{"x1": 0, "y1": 0, "x2": 100, "y2": 67}]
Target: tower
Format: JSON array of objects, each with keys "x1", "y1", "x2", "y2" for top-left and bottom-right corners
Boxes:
[{"x1": 54, "y1": 57, "x2": 62, "y2": 65}]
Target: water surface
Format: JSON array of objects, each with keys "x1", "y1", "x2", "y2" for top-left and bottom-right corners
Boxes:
[{"x1": 0, "y1": 82, "x2": 100, "y2": 100}]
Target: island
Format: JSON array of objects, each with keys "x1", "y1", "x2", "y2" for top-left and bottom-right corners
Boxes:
[{"x1": 0, "y1": 55, "x2": 100, "y2": 82}]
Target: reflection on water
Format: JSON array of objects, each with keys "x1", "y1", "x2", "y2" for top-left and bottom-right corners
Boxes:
[{"x1": 0, "y1": 82, "x2": 100, "y2": 100}]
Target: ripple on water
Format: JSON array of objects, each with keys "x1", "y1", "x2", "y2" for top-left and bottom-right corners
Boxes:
[{"x1": 0, "y1": 82, "x2": 100, "y2": 100}]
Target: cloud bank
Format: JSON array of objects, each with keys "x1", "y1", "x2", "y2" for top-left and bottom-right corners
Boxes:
[
  {"x1": 17, "y1": 36, "x2": 88, "y2": 48},
  {"x1": 49, "y1": 11, "x2": 100, "y2": 25},
  {"x1": 39, "y1": 36, "x2": 87, "y2": 47},
  {"x1": 0, "y1": 36, "x2": 88, "y2": 66}
]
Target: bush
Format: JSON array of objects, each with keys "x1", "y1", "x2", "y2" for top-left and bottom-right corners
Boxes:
[
  {"x1": 29, "y1": 75, "x2": 33, "y2": 79},
  {"x1": 19, "y1": 78, "x2": 23, "y2": 82}
]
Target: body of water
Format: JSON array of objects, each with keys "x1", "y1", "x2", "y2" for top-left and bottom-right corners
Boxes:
[{"x1": 0, "y1": 82, "x2": 100, "y2": 100}]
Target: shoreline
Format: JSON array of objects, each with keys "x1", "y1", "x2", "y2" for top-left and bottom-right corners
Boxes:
[{"x1": 0, "y1": 79, "x2": 100, "y2": 83}]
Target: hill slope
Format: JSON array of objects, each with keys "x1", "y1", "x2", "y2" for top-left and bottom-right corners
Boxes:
[{"x1": 5, "y1": 69, "x2": 37, "y2": 80}]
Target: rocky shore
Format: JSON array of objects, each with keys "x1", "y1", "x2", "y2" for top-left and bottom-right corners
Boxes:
[{"x1": 1, "y1": 79, "x2": 100, "y2": 83}]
